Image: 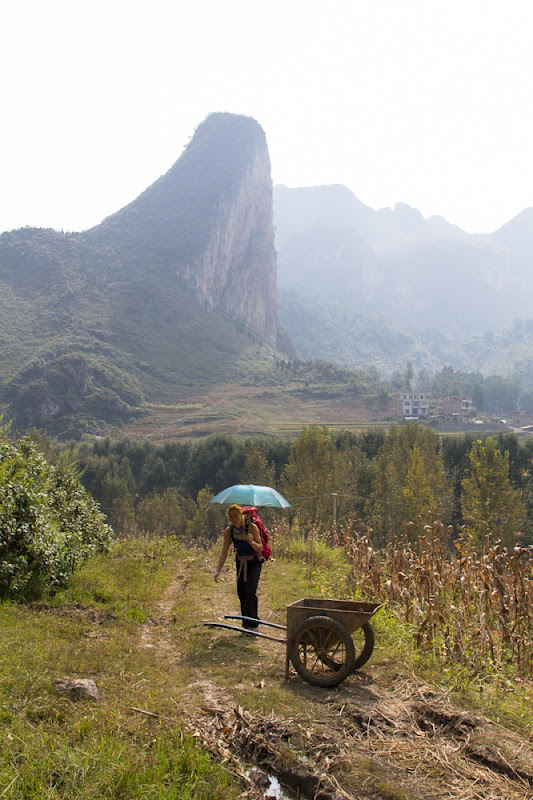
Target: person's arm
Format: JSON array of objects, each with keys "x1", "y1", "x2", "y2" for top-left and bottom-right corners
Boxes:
[
  {"x1": 214, "y1": 527, "x2": 231, "y2": 582},
  {"x1": 247, "y1": 522, "x2": 263, "y2": 555}
]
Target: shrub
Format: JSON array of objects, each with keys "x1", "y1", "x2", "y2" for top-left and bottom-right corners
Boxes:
[{"x1": 0, "y1": 429, "x2": 113, "y2": 600}]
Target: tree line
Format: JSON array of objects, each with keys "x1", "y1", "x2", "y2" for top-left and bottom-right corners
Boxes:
[
  {"x1": 40, "y1": 425, "x2": 533, "y2": 548},
  {"x1": 409, "y1": 365, "x2": 533, "y2": 415},
  {"x1": 274, "y1": 358, "x2": 533, "y2": 416}
]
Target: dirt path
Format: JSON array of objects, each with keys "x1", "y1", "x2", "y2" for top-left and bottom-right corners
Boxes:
[
  {"x1": 139, "y1": 572, "x2": 189, "y2": 655},
  {"x1": 140, "y1": 556, "x2": 533, "y2": 800}
]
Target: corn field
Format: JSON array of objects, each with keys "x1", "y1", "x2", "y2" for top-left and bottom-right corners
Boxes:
[{"x1": 338, "y1": 522, "x2": 533, "y2": 679}]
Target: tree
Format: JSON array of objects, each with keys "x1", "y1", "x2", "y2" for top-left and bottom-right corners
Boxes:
[
  {"x1": 26, "y1": 428, "x2": 56, "y2": 463},
  {"x1": 136, "y1": 489, "x2": 195, "y2": 538},
  {"x1": 240, "y1": 441, "x2": 276, "y2": 486},
  {"x1": 404, "y1": 360, "x2": 414, "y2": 391},
  {"x1": 335, "y1": 439, "x2": 372, "y2": 526},
  {"x1": 282, "y1": 426, "x2": 343, "y2": 531},
  {"x1": 401, "y1": 443, "x2": 437, "y2": 526},
  {"x1": 472, "y1": 383, "x2": 485, "y2": 413},
  {"x1": 461, "y1": 437, "x2": 526, "y2": 548},
  {"x1": 483, "y1": 376, "x2": 520, "y2": 415},
  {"x1": 417, "y1": 368, "x2": 431, "y2": 393},
  {"x1": 367, "y1": 424, "x2": 450, "y2": 546},
  {"x1": 183, "y1": 435, "x2": 244, "y2": 497},
  {"x1": 187, "y1": 487, "x2": 225, "y2": 544},
  {"x1": 441, "y1": 433, "x2": 475, "y2": 529},
  {"x1": 99, "y1": 469, "x2": 136, "y2": 537}
]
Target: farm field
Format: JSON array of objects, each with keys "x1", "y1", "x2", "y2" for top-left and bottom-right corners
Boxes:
[{"x1": 118, "y1": 384, "x2": 395, "y2": 440}]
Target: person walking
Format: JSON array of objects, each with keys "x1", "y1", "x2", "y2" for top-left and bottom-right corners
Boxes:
[{"x1": 214, "y1": 504, "x2": 263, "y2": 630}]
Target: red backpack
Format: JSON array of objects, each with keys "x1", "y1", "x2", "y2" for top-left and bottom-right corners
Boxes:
[{"x1": 241, "y1": 506, "x2": 272, "y2": 561}]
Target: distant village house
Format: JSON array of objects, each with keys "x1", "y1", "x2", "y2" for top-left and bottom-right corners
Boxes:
[
  {"x1": 512, "y1": 411, "x2": 533, "y2": 428},
  {"x1": 432, "y1": 396, "x2": 480, "y2": 430},
  {"x1": 397, "y1": 393, "x2": 429, "y2": 419},
  {"x1": 441, "y1": 396, "x2": 473, "y2": 417},
  {"x1": 438, "y1": 396, "x2": 473, "y2": 424}
]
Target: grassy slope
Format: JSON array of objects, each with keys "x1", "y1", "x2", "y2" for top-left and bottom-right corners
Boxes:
[
  {"x1": 0, "y1": 229, "x2": 270, "y2": 433},
  {"x1": 0, "y1": 536, "x2": 531, "y2": 799}
]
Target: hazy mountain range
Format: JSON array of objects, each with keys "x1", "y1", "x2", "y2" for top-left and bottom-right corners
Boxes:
[
  {"x1": 274, "y1": 184, "x2": 533, "y2": 379},
  {"x1": 274, "y1": 183, "x2": 533, "y2": 335},
  {"x1": 2, "y1": 111, "x2": 533, "y2": 438}
]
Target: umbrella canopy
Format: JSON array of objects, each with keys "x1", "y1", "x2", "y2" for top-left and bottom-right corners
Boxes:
[{"x1": 209, "y1": 484, "x2": 291, "y2": 509}]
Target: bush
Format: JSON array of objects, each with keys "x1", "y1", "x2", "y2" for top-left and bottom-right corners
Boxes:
[{"x1": 0, "y1": 429, "x2": 113, "y2": 600}]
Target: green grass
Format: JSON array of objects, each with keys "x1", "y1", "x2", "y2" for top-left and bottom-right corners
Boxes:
[
  {"x1": 54, "y1": 537, "x2": 180, "y2": 610},
  {"x1": 0, "y1": 538, "x2": 245, "y2": 800},
  {"x1": 0, "y1": 719, "x2": 237, "y2": 800}
]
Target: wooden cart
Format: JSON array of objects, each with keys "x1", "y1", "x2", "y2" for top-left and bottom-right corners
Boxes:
[{"x1": 204, "y1": 597, "x2": 382, "y2": 688}]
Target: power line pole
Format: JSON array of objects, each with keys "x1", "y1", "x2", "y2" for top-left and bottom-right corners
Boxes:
[{"x1": 332, "y1": 492, "x2": 337, "y2": 527}]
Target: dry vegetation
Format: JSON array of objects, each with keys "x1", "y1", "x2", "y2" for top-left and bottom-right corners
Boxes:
[{"x1": 341, "y1": 521, "x2": 533, "y2": 680}]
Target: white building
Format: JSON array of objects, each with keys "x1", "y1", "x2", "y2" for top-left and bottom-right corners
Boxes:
[{"x1": 397, "y1": 393, "x2": 430, "y2": 418}]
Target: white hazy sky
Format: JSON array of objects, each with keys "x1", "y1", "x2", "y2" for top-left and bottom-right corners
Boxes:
[{"x1": 2, "y1": 0, "x2": 532, "y2": 235}]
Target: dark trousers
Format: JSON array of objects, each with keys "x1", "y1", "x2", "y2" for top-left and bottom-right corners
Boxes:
[{"x1": 235, "y1": 558, "x2": 262, "y2": 628}]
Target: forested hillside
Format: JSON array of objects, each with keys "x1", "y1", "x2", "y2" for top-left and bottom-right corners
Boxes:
[{"x1": 280, "y1": 289, "x2": 533, "y2": 388}]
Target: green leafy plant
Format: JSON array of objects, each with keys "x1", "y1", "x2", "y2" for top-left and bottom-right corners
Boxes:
[{"x1": 0, "y1": 430, "x2": 112, "y2": 600}]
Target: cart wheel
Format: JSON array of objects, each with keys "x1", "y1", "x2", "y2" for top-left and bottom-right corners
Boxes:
[
  {"x1": 289, "y1": 615, "x2": 356, "y2": 687},
  {"x1": 353, "y1": 622, "x2": 374, "y2": 670}
]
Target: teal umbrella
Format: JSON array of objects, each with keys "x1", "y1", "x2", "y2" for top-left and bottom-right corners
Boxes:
[{"x1": 209, "y1": 484, "x2": 291, "y2": 509}]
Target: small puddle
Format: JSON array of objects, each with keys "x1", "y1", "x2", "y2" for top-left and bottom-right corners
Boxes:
[
  {"x1": 265, "y1": 774, "x2": 285, "y2": 798},
  {"x1": 248, "y1": 769, "x2": 294, "y2": 799}
]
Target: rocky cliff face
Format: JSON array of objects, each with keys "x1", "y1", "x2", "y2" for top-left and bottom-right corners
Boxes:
[
  {"x1": 90, "y1": 112, "x2": 278, "y2": 345},
  {"x1": 184, "y1": 125, "x2": 277, "y2": 344}
]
